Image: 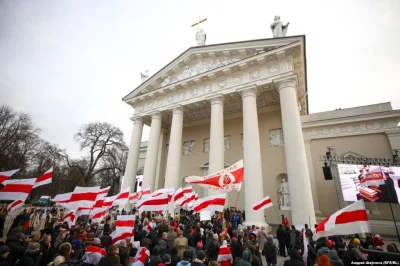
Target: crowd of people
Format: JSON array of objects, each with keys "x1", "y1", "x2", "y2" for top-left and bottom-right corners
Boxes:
[{"x1": 0, "y1": 206, "x2": 400, "y2": 266}]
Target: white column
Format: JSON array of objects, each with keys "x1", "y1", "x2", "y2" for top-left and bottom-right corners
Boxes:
[
  {"x1": 154, "y1": 129, "x2": 165, "y2": 190},
  {"x1": 274, "y1": 74, "x2": 316, "y2": 228},
  {"x1": 304, "y1": 139, "x2": 321, "y2": 213},
  {"x1": 142, "y1": 112, "x2": 162, "y2": 191},
  {"x1": 240, "y1": 87, "x2": 267, "y2": 227},
  {"x1": 164, "y1": 106, "x2": 184, "y2": 214},
  {"x1": 121, "y1": 117, "x2": 143, "y2": 209},
  {"x1": 207, "y1": 95, "x2": 225, "y2": 197}
]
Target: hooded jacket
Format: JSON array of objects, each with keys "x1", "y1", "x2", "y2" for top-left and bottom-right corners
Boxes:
[
  {"x1": 283, "y1": 249, "x2": 304, "y2": 266},
  {"x1": 239, "y1": 249, "x2": 252, "y2": 266}
]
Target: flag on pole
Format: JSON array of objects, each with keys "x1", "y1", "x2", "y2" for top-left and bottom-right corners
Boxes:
[
  {"x1": 303, "y1": 230, "x2": 308, "y2": 265},
  {"x1": 33, "y1": 167, "x2": 53, "y2": 188},
  {"x1": 314, "y1": 200, "x2": 369, "y2": 240},
  {"x1": 136, "y1": 193, "x2": 169, "y2": 212},
  {"x1": 58, "y1": 210, "x2": 76, "y2": 226},
  {"x1": 115, "y1": 215, "x2": 135, "y2": 228},
  {"x1": 92, "y1": 187, "x2": 110, "y2": 209},
  {"x1": 102, "y1": 187, "x2": 130, "y2": 208},
  {"x1": 173, "y1": 186, "x2": 192, "y2": 206},
  {"x1": 137, "y1": 187, "x2": 151, "y2": 200},
  {"x1": 7, "y1": 200, "x2": 24, "y2": 213},
  {"x1": 193, "y1": 193, "x2": 226, "y2": 213},
  {"x1": 0, "y1": 178, "x2": 37, "y2": 201},
  {"x1": 91, "y1": 207, "x2": 107, "y2": 224},
  {"x1": 252, "y1": 196, "x2": 273, "y2": 211},
  {"x1": 0, "y1": 169, "x2": 19, "y2": 184},
  {"x1": 131, "y1": 247, "x2": 150, "y2": 266},
  {"x1": 185, "y1": 160, "x2": 244, "y2": 192}
]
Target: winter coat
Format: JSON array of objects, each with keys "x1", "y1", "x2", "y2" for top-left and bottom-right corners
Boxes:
[
  {"x1": 264, "y1": 241, "x2": 277, "y2": 264},
  {"x1": 283, "y1": 249, "x2": 304, "y2": 266},
  {"x1": 39, "y1": 240, "x2": 53, "y2": 266},
  {"x1": 343, "y1": 248, "x2": 364, "y2": 266},
  {"x1": 167, "y1": 230, "x2": 177, "y2": 249},
  {"x1": 238, "y1": 249, "x2": 252, "y2": 266},
  {"x1": 6, "y1": 235, "x2": 26, "y2": 265},
  {"x1": 97, "y1": 253, "x2": 121, "y2": 266},
  {"x1": 276, "y1": 227, "x2": 287, "y2": 244},
  {"x1": 176, "y1": 259, "x2": 191, "y2": 266},
  {"x1": 15, "y1": 249, "x2": 41, "y2": 266},
  {"x1": 119, "y1": 246, "x2": 129, "y2": 266},
  {"x1": 159, "y1": 238, "x2": 168, "y2": 257},
  {"x1": 231, "y1": 238, "x2": 243, "y2": 259},
  {"x1": 191, "y1": 258, "x2": 205, "y2": 266},
  {"x1": 317, "y1": 247, "x2": 344, "y2": 266},
  {"x1": 248, "y1": 246, "x2": 261, "y2": 266},
  {"x1": 0, "y1": 257, "x2": 8, "y2": 266}
]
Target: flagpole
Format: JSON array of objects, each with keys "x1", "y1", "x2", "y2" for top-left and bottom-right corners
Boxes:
[{"x1": 272, "y1": 205, "x2": 281, "y2": 223}]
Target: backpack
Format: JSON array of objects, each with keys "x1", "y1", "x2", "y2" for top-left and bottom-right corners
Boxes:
[{"x1": 196, "y1": 240, "x2": 204, "y2": 249}]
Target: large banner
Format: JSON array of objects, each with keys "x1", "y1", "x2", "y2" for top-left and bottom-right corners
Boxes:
[{"x1": 338, "y1": 164, "x2": 400, "y2": 203}]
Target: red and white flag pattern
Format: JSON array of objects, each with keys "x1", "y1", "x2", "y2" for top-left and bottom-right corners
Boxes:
[
  {"x1": 252, "y1": 196, "x2": 273, "y2": 211},
  {"x1": 58, "y1": 210, "x2": 76, "y2": 226},
  {"x1": 315, "y1": 200, "x2": 369, "y2": 240},
  {"x1": 7, "y1": 199, "x2": 24, "y2": 213},
  {"x1": 217, "y1": 244, "x2": 232, "y2": 263},
  {"x1": 111, "y1": 215, "x2": 135, "y2": 244},
  {"x1": 193, "y1": 193, "x2": 226, "y2": 213},
  {"x1": 131, "y1": 247, "x2": 150, "y2": 266},
  {"x1": 92, "y1": 186, "x2": 110, "y2": 209},
  {"x1": 115, "y1": 215, "x2": 135, "y2": 228},
  {"x1": 91, "y1": 207, "x2": 107, "y2": 224},
  {"x1": 137, "y1": 187, "x2": 151, "y2": 200},
  {"x1": 0, "y1": 178, "x2": 37, "y2": 201},
  {"x1": 173, "y1": 186, "x2": 192, "y2": 206},
  {"x1": 129, "y1": 192, "x2": 139, "y2": 204},
  {"x1": 136, "y1": 193, "x2": 169, "y2": 212},
  {"x1": 85, "y1": 245, "x2": 106, "y2": 257},
  {"x1": 33, "y1": 167, "x2": 53, "y2": 188},
  {"x1": 0, "y1": 169, "x2": 19, "y2": 184},
  {"x1": 185, "y1": 160, "x2": 244, "y2": 192},
  {"x1": 103, "y1": 187, "x2": 130, "y2": 208},
  {"x1": 57, "y1": 186, "x2": 100, "y2": 210}
]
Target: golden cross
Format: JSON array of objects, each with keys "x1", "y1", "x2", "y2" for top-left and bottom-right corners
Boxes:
[{"x1": 191, "y1": 15, "x2": 207, "y2": 31}]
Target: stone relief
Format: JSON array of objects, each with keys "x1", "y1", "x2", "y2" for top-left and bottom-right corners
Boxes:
[
  {"x1": 203, "y1": 139, "x2": 210, "y2": 153},
  {"x1": 233, "y1": 75, "x2": 243, "y2": 85},
  {"x1": 250, "y1": 69, "x2": 260, "y2": 80},
  {"x1": 353, "y1": 125, "x2": 361, "y2": 131},
  {"x1": 190, "y1": 88, "x2": 197, "y2": 97},
  {"x1": 268, "y1": 64, "x2": 280, "y2": 75},
  {"x1": 269, "y1": 128, "x2": 284, "y2": 146},
  {"x1": 168, "y1": 95, "x2": 174, "y2": 103},
  {"x1": 224, "y1": 136, "x2": 231, "y2": 152},
  {"x1": 162, "y1": 76, "x2": 171, "y2": 86},
  {"x1": 278, "y1": 179, "x2": 291, "y2": 210},
  {"x1": 204, "y1": 84, "x2": 212, "y2": 94},
  {"x1": 217, "y1": 79, "x2": 227, "y2": 89},
  {"x1": 183, "y1": 140, "x2": 195, "y2": 155}
]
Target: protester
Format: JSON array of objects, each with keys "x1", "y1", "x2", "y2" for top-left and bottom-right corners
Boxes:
[
  {"x1": 82, "y1": 238, "x2": 107, "y2": 265},
  {"x1": 0, "y1": 246, "x2": 10, "y2": 266},
  {"x1": 192, "y1": 250, "x2": 206, "y2": 266},
  {"x1": 283, "y1": 248, "x2": 304, "y2": 266},
  {"x1": 97, "y1": 244, "x2": 120, "y2": 266},
  {"x1": 264, "y1": 235, "x2": 277, "y2": 266},
  {"x1": 177, "y1": 250, "x2": 192, "y2": 266},
  {"x1": 15, "y1": 242, "x2": 41, "y2": 266}
]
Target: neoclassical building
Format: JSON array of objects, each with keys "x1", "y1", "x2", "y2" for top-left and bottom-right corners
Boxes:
[{"x1": 122, "y1": 35, "x2": 400, "y2": 235}]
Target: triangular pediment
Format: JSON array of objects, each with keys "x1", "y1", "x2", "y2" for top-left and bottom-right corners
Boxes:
[
  {"x1": 122, "y1": 36, "x2": 305, "y2": 102},
  {"x1": 340, "y1": 151, "x2": 367, "y2": 159},
  {"x1": 199, "y1": 161, "x2": 230, "y2": 168}
]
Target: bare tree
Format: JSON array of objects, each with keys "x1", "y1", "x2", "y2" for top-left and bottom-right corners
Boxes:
[{"x1": 62, "y1": 122, "x2": 126, "y2": 186}]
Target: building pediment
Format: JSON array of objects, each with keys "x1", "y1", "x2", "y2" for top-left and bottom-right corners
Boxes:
[{"x1": 123, "y1": 35, "x2": 308, "y2": 124}]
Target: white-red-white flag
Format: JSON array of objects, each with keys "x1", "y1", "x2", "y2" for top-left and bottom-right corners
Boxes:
[
  {"x1": 131, "y1": 247, "x2": 150, "y2": 266},
  {"x1": 185, "y1": 160, "x2": 244, "y2": 192},
  {"x1": 180, "y1": 192, "x2": 196, "y2": 207},
  {"x1": 129, "y1": 192, "x2": 139, "y2": 204},
  {"x1": 360, "y1": 167, "x2": 385, "y2": 188},
  {"x1": 58, "y1": 210, "x2": 76, "y2": 226},
  {"x1": 92, "y1": 187, "x2": 110, "y2": 209},
  {"x1": 111, "y1": 227, "x2": 134, "y2": 244},
  {"x1": 137, "y1": 187, "x2": 151, "y2": 200},
  {"x1": 314, "y1": 200, "x2": 369, "y2": 240},
  {"x1": 252, "y1": 196, "x2": 273, "y2": 211},
  {"x1": 103, "y1": 187, "x2": 130, "y2": 208},
  {"x1": 217, "y1": 244, "x2": 232, "y2": 262},
  {"x1": 173, "y1": 186, "x2": 192, "y2": 206},
  {"x1": 0, "y1": 169, "x2": 19, "y2": 184},
  {"x1": 136, "y1": 193, "x2": 169, "y2": 212},
  {"x1": 52, "y1": 192, "x2": 72, "y2": 202},
  {"x1": 151, "y1": 188, "x2": 175, "y2": 197},
  {"x1": 115, "y1": 215, "x2": 135, "y2": 228},
  {"x1": 0, "y1": 178, "x2": 37, "y2": 201},
  {"x1": 56, "y1": 186, "x2": 99, "y2": 210},
  {"x1": 7, "y1": 199, "x2": 24, "y2": 213},
  {"x1": 91, "y1": 207, "x2": 107, "y2": 224},
  {"x1": 33, "y1": 167, "x2": 53, "y2": 188},
  {"x1": 193, "y1": 193, "x2": 226, "y2": 213}
]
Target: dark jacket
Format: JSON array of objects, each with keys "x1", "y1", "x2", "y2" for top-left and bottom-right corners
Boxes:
[
  {"x1": 191, "y1": 258, "x2": 205, "y2": 266},
  {"x1": 15, "y1": 249, "x2": 41, "y2": 266},
  {"x1": 98, "y1": 253, "x2": 121, "y2": 266},
  {"x1": 6, "y1": 235, "x2": 26, "y2": 265},
  {"x1": 0, "y1": 257, "x2": 8, "y2": 266},
  {"x1": 276, "y1": 227, "x2": 287, "y2": 244},
  {"x1": 119, "y1": 246, "x2": 129, "y2": 266},
  {"x1": 39, "y1": 240, "x2": 53, "y2": 266},
  {"x1": 343, "y1": 247, "x2": 363, "y2": 266},
  {"x1": 158, "y1": 238, "x2": 168, "y2": 257},
  {"x1": 170, "y1": 247, "x2": 181, "y2": 266},
  {"x1": 238, "y1": 249, "x2": 252, "y2": 266},
  {"x1": 283, "y1": 249, "x2": 304, "y2": 266},
  {"x1": 264, "y1": 241, "x2": 277, "y2": 264},
  {"x1": 103, "y1": 223, "x2": 111, "y2": 235},
  {"x1": 231, "y1": 238, "x2": 243, "y2": 259},
  {"x1": 248, "y1": 246, "x2": 261, "y2": 266}
]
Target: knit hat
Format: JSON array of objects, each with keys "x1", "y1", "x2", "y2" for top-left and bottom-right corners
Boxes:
[
  {"x1": 29, "y1": 243, "x2": 41, "y2": 250},
  {"x1": 213, "y1": 233, "x2": 218, "y2": 240},
  {"x1": 0, "y1": 246, "x2": 10, "y2": 256},
  {"x1": 162, "y1": 254, "x2": 171, "y2": 264},
  {"x1": 353, "y1": 238, "x2": 360, "y2": 245},
  {"x1": 92, "y1": 238, "x2": 101, "y2": 245},
  {"x1": 183, "y1": 250, "x2": 191, "y2": 260}
]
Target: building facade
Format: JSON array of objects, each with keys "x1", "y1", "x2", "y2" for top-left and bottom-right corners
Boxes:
[{"x1": 122, "y1": 36, "x2": 400, "y2": 235}]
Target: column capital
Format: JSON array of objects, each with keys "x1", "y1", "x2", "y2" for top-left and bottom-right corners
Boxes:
[
  {"x1": 206, "y1": 94, "x2": 224, "y2": 105},
  {"x1": 130, "y1": 116, "x2": 143, "y2": 125},
  {"x1": 273, "y1": 73, "x2": 298, "y2": 92},
  {"x1": 237, "y1": 86, "x2": 259, "y2": 99},
  {"x1": 171, "y1": 105, "x2": 184, "y2": 115},
  {"x1": 149, "y1": 111, "x2": 162, "y2": 120}
]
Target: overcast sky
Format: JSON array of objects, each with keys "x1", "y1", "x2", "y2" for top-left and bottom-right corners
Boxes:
[{"x1": 0, "y1": 0, "x2": 399, "y2": 158}]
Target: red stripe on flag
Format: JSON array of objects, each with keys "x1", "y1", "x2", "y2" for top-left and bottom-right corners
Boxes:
[
  {"x1": 1, "y1": 184, "x2": 33, "y2": 193},
  {"x1": 194, "y1": 198, "x2": 225, "y2": 212},
  {"x1": 36, "y1": 172, "x2": 52, "y2": 182},
  {"x1": 59, "y1": 192, "x2": 98, "y2": 203},
  {"x1": 137, "y1": 198, "x2": 169, "y2": 209},
  {"x1": 115, "y1": 220, "x2": 135, "y2": 227},
  {"x1": 92, "y1": 210, "x2": 106, "y2": 219},
  {"x1": 7, "y1": 200, "x2": 23, "y2": 212},
  {"x1": 253, "y1": 198, "x2": 272, "y2": 211},
  {"x1": 112, "y1": 232, "x2": 134, "y2": 244},
  {"x1": 335, "y1": 209, "x2": 368, "y2": 224}
]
